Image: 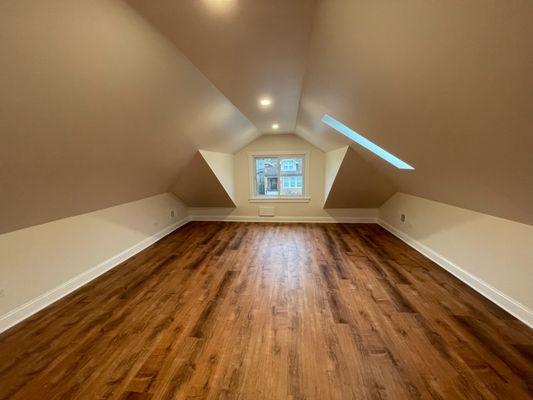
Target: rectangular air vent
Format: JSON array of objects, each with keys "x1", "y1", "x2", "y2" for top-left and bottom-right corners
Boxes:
[{"x1": 258, "y1": 206, "x2": 275, "y2": 217}]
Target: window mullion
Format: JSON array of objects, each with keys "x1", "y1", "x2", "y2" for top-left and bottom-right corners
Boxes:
[{"x1": 277, "y1": 157, "x2": 281, "y2": 196}]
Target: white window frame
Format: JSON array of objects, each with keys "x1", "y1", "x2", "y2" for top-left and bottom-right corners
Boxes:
[{"x1": 248, "y1": 150, "x2": 310, "y2": 203}]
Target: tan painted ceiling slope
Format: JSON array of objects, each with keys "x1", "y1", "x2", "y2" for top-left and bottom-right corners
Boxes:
[
  {"x1": 297, "y1": 0, "x2": 533, "y2": 225},
  {"x1": 126, "y1": 0, "x2": 316, "y2": 134},
  {"x1": 324, "y1": 147, "x2": 395, "y2": 209},
  {"x1": 0, "y1": 0, "x2": 258, "y2": 234},
  {"x1": 172, "y1": 151, "x2": 235, "y2": 208},
  {"x1": 2, "y1": 0, "x2": 532, "y2": 233}
]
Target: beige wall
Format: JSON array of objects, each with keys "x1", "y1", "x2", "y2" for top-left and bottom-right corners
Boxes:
[
  {"x1": 235, "y1": 134, "x2": 323, "y2": 217},
  {"x1": 380, "y1": 193, "x2": 533, "y2": 314},
  {"x1": 0, "y1": 193, "x2": 187, "y2": 321},
  {"x1": 199, "y1": 150, "x2": 236, "y2": 201},
  {"x1": 190, "y1": 134, "x2": 378, "y2": 220},
  {"x1": 324, "y1": 146, "x2": 347, "y2": 199},
  {"x1": 172, "y1": 152, "x2": 235, "y2": 208},
  {"x1": 324, "y1": 147, "x2": 395, "y2": 208}
]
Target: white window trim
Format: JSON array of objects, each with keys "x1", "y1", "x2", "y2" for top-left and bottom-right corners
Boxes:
[{"x1": 248, "y1": 150, "x2": 310, "y2": 203}]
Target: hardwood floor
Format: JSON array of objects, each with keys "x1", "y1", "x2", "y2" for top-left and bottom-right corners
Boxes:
[{"x1": 0, "y1": 222, "x2": 531, "y2": 399}]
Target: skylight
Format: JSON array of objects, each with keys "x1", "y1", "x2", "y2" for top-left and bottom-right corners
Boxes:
[{"x1": 321, "y1": 114, "x2": 414, "y2": 170}]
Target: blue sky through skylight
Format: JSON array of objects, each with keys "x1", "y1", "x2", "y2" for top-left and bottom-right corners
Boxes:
[{"x1": 321, "y1": 114, "x2": 414, "y2": 170}]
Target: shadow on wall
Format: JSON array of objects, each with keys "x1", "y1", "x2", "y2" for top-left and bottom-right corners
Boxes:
[{"x1": 89, "y1": 193, "x2": 187, "y2": 239}]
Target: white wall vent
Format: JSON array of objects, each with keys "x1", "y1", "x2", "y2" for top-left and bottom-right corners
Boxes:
[{"x1": 258, "y1": 206, "x2": 275, "y2": 217}]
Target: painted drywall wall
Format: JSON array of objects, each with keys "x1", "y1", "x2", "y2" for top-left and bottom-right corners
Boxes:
[
  {"x1": 199, "y1": 150, "x2": 236, "y2": 201},
  {"x1": 324, "y1": 147, "x2": 347, "y2": 199},
  {"x1": 189, "y1": 134, "x2": 379, "y2": 220},
  {"x1": 0, "y1": 0, "x2": 257, "y2": 234},
  {"x1": 232, "y1": 133, "x2": 326, "y2": 217},
  {"x1": 324, "y1": 147, "x2": 395, "y2": 208},
  {"x1": 172, "y1": 151, "x2": 235, "y2": 207},
  {"x1": 0, "y1": 193, "x2": 187, "y2": 321},
  {"x1": 380, "y1": 193, "x2": 533, "y2": 315}
]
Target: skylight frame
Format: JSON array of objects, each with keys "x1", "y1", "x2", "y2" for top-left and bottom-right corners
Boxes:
[{"x1": 321, "y1": 114, "x2": 414, "y2": 170}]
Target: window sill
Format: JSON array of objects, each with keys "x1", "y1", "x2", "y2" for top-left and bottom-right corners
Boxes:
[{"x1": 249, "y1": 196, "x2": 310, "y2": 203}]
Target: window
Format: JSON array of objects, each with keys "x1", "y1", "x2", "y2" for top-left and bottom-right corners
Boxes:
[{"x1": 249, "y1": 151, "x2": 310, "y2": 202}]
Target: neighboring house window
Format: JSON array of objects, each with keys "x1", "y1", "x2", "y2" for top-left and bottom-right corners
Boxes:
[
  {"x1": 280, "y1": 159, "x2": 296, "y2": 172},
  {"x1": 249, "y1": 151, "x2": 310, "y2": 202}
]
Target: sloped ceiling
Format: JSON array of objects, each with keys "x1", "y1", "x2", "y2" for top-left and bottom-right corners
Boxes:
[
  {"x1": 0, "y1": 0, "x2": 257, "y2": 234},
  {"x1": 1, "y1": 0, "x2": 532, "y2": 234},
  {"x1": 297, "y1": 0, "x2": 533, "y2": 224},
  {"x1": 126, "y1": 0, "x2": 316, "y2": 133},
  {"x1": 172, "y1": 151, "x2": 235, "y2": 208},
  {"x1": 324, "y1": 147, "x2": 395, "y2": 208}
]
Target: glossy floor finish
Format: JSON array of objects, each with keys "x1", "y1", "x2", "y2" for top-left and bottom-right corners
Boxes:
[{"x1": 0, "y1": 222, "x2": 531, "y2": 399}]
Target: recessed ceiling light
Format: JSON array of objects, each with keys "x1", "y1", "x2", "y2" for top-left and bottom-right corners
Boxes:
[
  {"x1": 272, "y1": 123, "x2": 280, "y2": 130},
  {"x1": 259, "y1": 98, "x2": 272, "y2": 107},
  {"x1": 321, "y1": 114, "x2": 414, "y2": 170},
  {"x1": 202, "y1": 0, "x2": 236, "y2": 15}
]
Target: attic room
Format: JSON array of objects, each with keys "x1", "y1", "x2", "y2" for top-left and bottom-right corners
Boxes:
[{"x1": 0, "y1": 0, "x2": 531, "y2": 398}]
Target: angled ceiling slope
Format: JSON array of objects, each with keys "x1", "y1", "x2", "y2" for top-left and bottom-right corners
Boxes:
[
  {"x1": 172, "y1": 151, "x2": 236, "y2": 208},
  {"x1": 126, "y1": 0, "x2": 317, "y2": 133},
  {"x1": 324, "y1": 147, "x2": 395, "y2": 208},
  {"x1": 297, "y1": 0, "x2": 533, "y2": 224},
  {"x1": 0, "y1": 0, "x2": 257, "y2": 234}
]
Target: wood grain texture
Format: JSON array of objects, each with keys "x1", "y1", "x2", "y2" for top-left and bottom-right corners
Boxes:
[{"x1": 0, "y1": 222, "x2": 531, "y2": 399}]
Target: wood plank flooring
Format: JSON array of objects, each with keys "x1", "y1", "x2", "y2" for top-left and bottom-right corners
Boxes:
[{"x1": 0, "y1": 222, "x2": 531, "y2": 399}]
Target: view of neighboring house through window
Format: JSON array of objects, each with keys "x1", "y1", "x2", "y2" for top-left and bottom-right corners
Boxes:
[
  {"x1": 280, "y1": 159, "x2": 296, "y2": 172},
  {"x1": 254, "y1": 155, "x2": 304, "y2": 197}
]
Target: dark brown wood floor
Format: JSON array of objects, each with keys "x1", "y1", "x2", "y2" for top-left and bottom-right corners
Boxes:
[{"x1": 0, "y1": 222, "x2": 531, "y2": 399}]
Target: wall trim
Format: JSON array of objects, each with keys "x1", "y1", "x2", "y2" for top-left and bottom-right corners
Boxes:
[
  {"x1": 190, "y1": 214, "x2": 378, "y2": 223},
  {"x1": 0, "y1": 216, "x2": 191, "y2": 334},
  {"x1": 5, "y1": 214, "x2": 528, "y2": 333},
  {"x1": 377, "y1": 218, "x2": 533, "y2": 328}
]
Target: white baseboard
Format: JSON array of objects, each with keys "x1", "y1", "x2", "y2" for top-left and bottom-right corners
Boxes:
[
  {"x1": 190, "y1": 215, "x2": 378, "y2": 223},
  {"x1": 377, "y1": 219, "x2": 533, "y2": 328},
  {"x1": 0, "y1": 216, "x2": 191, "y2": 334},
  {"x1": 5, "y1": 214, "x2": 529, "y2": 334}
]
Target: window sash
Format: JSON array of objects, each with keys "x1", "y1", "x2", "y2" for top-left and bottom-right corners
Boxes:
[{"x1": 253, "y1": 154, "x2": 305, "y2": 198}]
